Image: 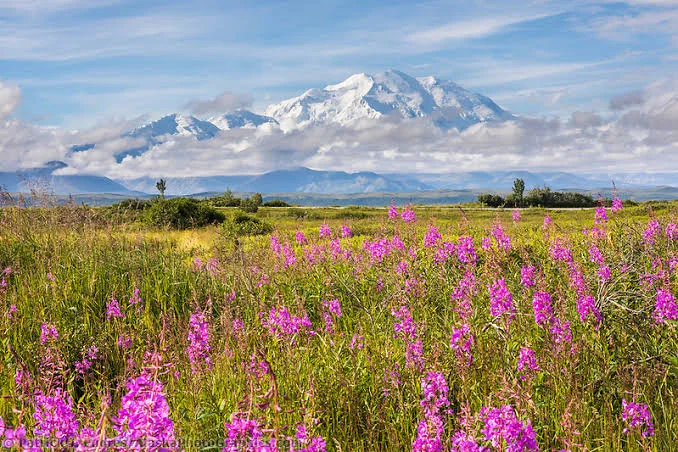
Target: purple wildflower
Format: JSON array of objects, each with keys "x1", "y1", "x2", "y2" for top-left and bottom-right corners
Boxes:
[
  {"x1": 611, "y1": 198, "x2": 623, "y2": 213},
  {"x1": 532, "y1": 292, "x2": 553, "y2": 326},
  {"x1": 456, "y1": 236, "x2": 477, "y2": 264},
  {"x1": 521, "y1": 265, "x2": 536, "y2": 288},
  {"x1": 32, "y1": 389, "x2": 79, "y2": 441},
  {"x1": 512, "y1": 209, "x2": 521, "y2": 222},
  {"x1": 488, "y1": 278, "x2": 515, "y2": 323},
  {"x1": 106, "y1": 296, "x2": 124, "y2": 320},
  {"x1": 295, "y1": 230, "x2": 308, "y2": 245},
  {"x1": 187, "y1": 310, "x2": 212, "y2": 373},
  {"x1": 112, "y1": 371, "x2": 177, "y2": 451},
  {"x1": 450, "y1": 324, "x2": 474, "y2": 366},
  {"x1": 594, "y1": 205, "x2": 608, "y2": 224},
  {"x1": 622, "y1": 399, "x2": 654, "y2": 437},
  {"x1": 401, "y1": 206, "x2": 417, "y2": 223},
  {"x1": 319, "y1": 222, "x2": 331, "y2": 239},
  {"x1": 642, "y1": 220, "x2": 661, "y2": 245},
  {"x1": 517, "y1": 347, "x2": 539, "y2": 380},
  {"x1": 666, "y1": 223, "x2": 677, "y2": 240},
  {"x1": 340, "y1": 224, "x2": 352, "y2": 238},
  {"x1": 577, "y1": 295, "x2": 602, "y2": 325},
  {"x1": 491, "y1": 224, "x2": 512, "y2": 251},
  {"x1": 40, "y1": 322, "x2": 58, "y2": 344},
  {"x1": 480, "y1": 405, "x2": 538, "y2": 451},
  {"x1": 424, "y1": 224, "x2": 442, "y2": 248},
  {"x1": 654, "y1": 289, "x2": 678, "y2": 324}
]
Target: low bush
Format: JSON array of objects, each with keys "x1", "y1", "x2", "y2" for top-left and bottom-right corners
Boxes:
[
  {"x1": 222, "y1": 211, "x2": 273, "y2": 237},
  {"x1": 143, "y1": 198, "x2": 225, "y2": 229}
]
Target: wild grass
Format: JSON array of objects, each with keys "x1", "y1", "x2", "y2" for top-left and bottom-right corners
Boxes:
[{"x1": 0, "y1": 202, "x2": 676, "y2": 451}]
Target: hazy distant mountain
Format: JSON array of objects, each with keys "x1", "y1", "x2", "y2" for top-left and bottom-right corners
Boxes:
[
  {"x1": 0, "y1": 161, "x2": 136, "y2": 195},
  {"x1": 265, "y1": 70, "x2": 514, "y2": 130},
  {"x1": 120, "y1": 167, "x2": 430, "y2": 195}
]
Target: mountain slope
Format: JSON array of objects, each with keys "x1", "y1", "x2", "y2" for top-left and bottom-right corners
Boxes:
[
  {"x1": 265, "y1": 69, "x2": 514, "y2": 130},
  {"x1": 209, "y1": 110, "x2": 278, "y2": 129}
]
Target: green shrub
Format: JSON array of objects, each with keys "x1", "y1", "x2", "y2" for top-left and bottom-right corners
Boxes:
[
  {"x1": 286, "y1": 208, "x2": 322, "y2": 220},
  {"x1": 143, "y1": 198, "x2": 225, "y2": 229},
  {"x1": 222, "y1": 211, "x2": 273, "y2": 237},
  {"x1": 263, "y1": 199, "x2": 291, "y2": 207}
]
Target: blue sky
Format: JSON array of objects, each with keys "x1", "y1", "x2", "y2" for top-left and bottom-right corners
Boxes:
[{"x1": 2, "y1": 0, "x2": 677, "y2": 128}]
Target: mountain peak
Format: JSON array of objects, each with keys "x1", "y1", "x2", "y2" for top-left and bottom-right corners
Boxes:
[{"x1": 266, "y1": 69, "x2": 513, "y2": 131}]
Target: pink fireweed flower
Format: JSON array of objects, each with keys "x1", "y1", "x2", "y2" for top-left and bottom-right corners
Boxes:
[
  {"x1": 350, "y1": 334, "x2": 364, "y2": 350},
  {"x1": 420, "y1": 372, "x2": 451, "y2": 416},
  {"x1": 450, "y1": 324, "x2": 474, "y2": 366},
  {"x1": 577, "y1": 295, "x2": 602, "y2": 325},
  {"x1": 598, "y1": 265, "x2": 612, "y2": 282},
  {"x1": 395, "y1": 260, "x2": 408, "y2": 275},
  {"x1": 295, "y1": 230, "x2": 308, "y2": 245},
  {"x1": 47, "y1": 272, "x2": 56, "y2": 283},
  {"x1": 480, "y1": 405, "x2": 538, "y2": 451},
  {"x1": 481, "y1": 236, "x2": 492, "y2": 251},
  {"x1": 7, "y1": 303, "x2": 17, "y2": 321},
  {"x1": 549, "y1": 240, "x2": 573, "y2": 263},
  {"x1": 106, "y1": 296, "x2": 124, "y2": 320},
  {"x1": 642, "y1": 219, "x2": 661, "y2": 245},
  {"x1": 491, "y1": 224, "x2": 512, "y2": 251},
  {"x1": 40, "y1": 322, "x2": 58, "y2": 344},
  {"x1": 517, "y1": 347, "x2": 539, "y2": 380},
  {"x1": 588, "y1": 244, "x2": 604, "y2": 265},
  {"x1": 413, "y1": 373, "x2": 450, "y2": 452},
  {"x1": 245, "y1": 354, "x2": 271, "y2": 380},
  {"x1": 424, "y1": 223, "x2": 442, "y2": 248},
  {"x1": 456, "y1": 236, "x2": 477, "y2": 264},
  {"x1": 542, "y1": 215, "x2": 553, "y2": 229},
  {"x1": 293, "y1": 424, "x2": 327, "y2": 452},
  {"x1": 654, "y1": 289, "x2": 678, "y2": 324},
  {"x1": 611, "y1": 198, "x2": 623, "y2": 213},
  {"x1": 488, "y1": 278, "x2": 515, "y2": 323},
  {"x1": 319, "y1": 222, "x2": 331, "y2": 239},
  {"x1": 666, "y1": 223, "x2": 677, "y2": 240},
  {"x1": 388, "y1": 201, "x2": 398, "y2": 220},
  {"x1": 112, "y1": 371, "x2": 177, "y2": 451},
  {"x1": 223, "y1": 415, "x2": 277, "y2": 452},
  {"x1": 129, "y1": 286, "x2": 143, "y2": 307},
  {"x1": 75, "y1": 344, "x2": 99, "y2": 375},
  {"x1": 401, "y1": 206, "x2": 417, "y2": 223},
  {"x1": 622, "y1": 399, "x2": 654, "y2": 437},
  {"x1": 322, "y1": 299, "x2": 342, "y2": 333},
  {"x1": 452, "y1": 271, "x2": 477, "y2": 319},
  {"x1": 262, "y1": 306, "x2": 315, "y2": 338},
  {"x1": 532, "y1": 291, "x2": 553, "y2": 326},
  {"x1": 282, "y1": 244, "x2": 297, "y2": 268},
  {"x1": 32, "y1": 389, "x2": 79, "y2": 442},
  {"x1": 433, "y1": 241, "x2": 455, "y2": 264},
  {"x1": 521, "y1": 265, "x2": 536, "y2": 288},
  {"x1": 269, "y1": 235, "x2": 283, "y2": 254},
  {"x1": 340, "y1": 224, "x2": 353, "y2": 238},
  {"x1": 406, "y1": 340, "x2": 424, "y2": 370},
  {"x1": 594, "y1": 205, "x2": 608, "y2": 224},
  {"x1": 512, "y1": 209, "x2": 521, "y2": 222},
  {"x1": 117, "y1": 334, "x2": 132, "y2": 349},
  {"x1": 187, "y1": 310, "x2": 212, "y2": 373},
  {"x1": 392, "y1": 306, "x2": 418, "y2": 340},
  {"x1": 550, "y1": 317, "x2": 572, "y2": 348}
]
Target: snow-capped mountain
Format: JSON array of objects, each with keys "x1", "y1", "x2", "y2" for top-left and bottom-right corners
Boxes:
[
  {"x1": 129, "y1": 113, "x2": 221, "y2": 140},
  {"x1": 209, "y1": 110, "x2": 278, "y2": 130},
  {"x1": 265, "y1": 69, "x2": 514, "y2": 131}
]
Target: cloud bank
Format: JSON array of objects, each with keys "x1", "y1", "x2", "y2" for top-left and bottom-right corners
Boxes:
[{"x1": 1, "y1": 79, "x2": 677, "y2": 181}]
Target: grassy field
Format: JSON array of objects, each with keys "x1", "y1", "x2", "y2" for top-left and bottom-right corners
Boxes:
[{"x1": 0, "y1": 201, "x2": 676, "y2": 451}]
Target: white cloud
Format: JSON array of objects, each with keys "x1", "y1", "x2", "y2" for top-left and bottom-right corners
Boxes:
[
  {"x1": 0, "y1": 80, "x2": 21, "y2": 119},
  {"x1": 185, "y1": 92, "x2": 253, "y2": 115}
]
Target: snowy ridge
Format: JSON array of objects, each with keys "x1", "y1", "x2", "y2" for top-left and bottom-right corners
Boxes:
[{"x1": 265, "y1": 70, "x2": 514, "y2": 131}]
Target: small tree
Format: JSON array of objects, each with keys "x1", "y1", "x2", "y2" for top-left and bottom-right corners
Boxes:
[
  {"x1": 512, "y1": 178, "x2": 525, "y2": 207},
  {"x1": 156, "y1": 179, "x2": 167, "y2": 199},
  {"x1": 252, "y1": 193, "x2": 263, "y2": 207}
]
